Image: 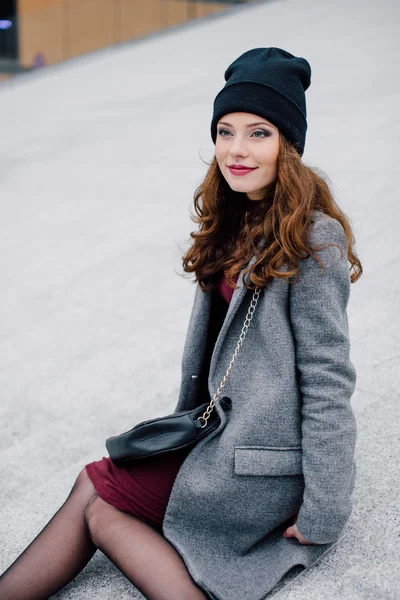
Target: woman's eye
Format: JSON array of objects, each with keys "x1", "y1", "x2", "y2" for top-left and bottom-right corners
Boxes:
[
  {"x1": 217, "y1": 128, "x2": 271, "y2": 138},
  {"x1": 252, "y1": 129, "x2": 271, "y2": 138}
]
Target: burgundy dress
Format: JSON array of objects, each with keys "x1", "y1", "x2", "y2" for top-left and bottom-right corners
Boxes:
[{"x1": 85, "y1": 271, "x2": 238, "y2": 532}]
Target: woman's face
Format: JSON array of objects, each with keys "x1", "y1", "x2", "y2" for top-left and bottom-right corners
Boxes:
[{"x1": 215, "y1": 112, "x2": 280, "y2": 201}]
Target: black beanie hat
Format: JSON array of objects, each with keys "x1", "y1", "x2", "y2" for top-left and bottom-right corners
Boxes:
[{"x1": 210, "y1": 47, "x2": 312, "y2": 156}]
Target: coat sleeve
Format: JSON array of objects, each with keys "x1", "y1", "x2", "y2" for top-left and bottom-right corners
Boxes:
[{"x1": 289, "y1": 215, "x2": 357, "y2": 545}]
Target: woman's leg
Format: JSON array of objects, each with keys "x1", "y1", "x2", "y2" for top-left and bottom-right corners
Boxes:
[
  {"x1": 0, "y1": 468, "x2": 98, "y2": 600},
  {"x1": 85, "y1": 495, "x2": 209, "y2": 600}
]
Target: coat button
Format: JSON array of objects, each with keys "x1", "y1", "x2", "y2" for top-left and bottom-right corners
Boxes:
[{"x1": 219, "y1": 396, "x2": 232, "y2": 411}]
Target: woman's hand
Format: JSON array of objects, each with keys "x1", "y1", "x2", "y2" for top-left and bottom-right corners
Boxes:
[{"x1": 282, "y1": 513, "x2": 314, "y2": 545}]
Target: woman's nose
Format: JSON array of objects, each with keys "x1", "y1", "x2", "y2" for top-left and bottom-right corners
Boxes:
[{"x1": 229, "y1": 137, "x2": 249, "y2": 157}]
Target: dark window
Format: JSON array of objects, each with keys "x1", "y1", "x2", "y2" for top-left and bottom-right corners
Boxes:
[
  {"x1": 0, "y1": 1, "x2": 16, "y2": 20},
  {"x1": 0, "y1": 0, "x2": 17, "y2": 60}
]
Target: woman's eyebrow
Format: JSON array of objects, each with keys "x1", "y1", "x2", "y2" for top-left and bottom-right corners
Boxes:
[{"x1": 217, "y1": 121, "x2": 273, "y2": 128}]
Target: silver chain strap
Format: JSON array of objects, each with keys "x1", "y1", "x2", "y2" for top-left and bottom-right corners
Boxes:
[{"x1": 197, "y1": 286, "x2": 262, "y2": 428}]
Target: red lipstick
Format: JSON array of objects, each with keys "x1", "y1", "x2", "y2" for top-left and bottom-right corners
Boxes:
[{"x1": 228, "y1": 165, "x2": 257, "y2": 176}]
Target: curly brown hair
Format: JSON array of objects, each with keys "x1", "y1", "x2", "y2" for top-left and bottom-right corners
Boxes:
[{"x1": 180, "y1": 134, "x2": 362, "y2": 292}]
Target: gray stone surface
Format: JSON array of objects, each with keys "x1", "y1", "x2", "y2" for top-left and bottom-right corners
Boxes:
[{"x1": 0, "y1": 0, "x2": 399, "y2": 598}]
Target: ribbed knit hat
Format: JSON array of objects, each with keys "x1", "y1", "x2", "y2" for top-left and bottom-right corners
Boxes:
[{"x1": 210, "y1": 47, "x2": 312, "y2": 156}]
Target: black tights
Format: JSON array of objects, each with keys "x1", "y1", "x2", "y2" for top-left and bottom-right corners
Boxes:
[{"x1": 0, "y1": 468, "x2": 208, "y2": 600}]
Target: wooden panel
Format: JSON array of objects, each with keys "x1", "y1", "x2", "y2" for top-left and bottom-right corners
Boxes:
[
  {"x1": 195, "y1": 2, "x2": 230, "y2": 18},
  {"x1": 19, "y1": 3, "x2": 65, "y2": 66},
  {"x1": 19, "y1": 0, "x2": 65, "y2": 16},
  {"x1": 68, "y1": 0, "x2": 114, "y2": 57},
  {"x1": 119, "y1": 0, "x2": 162, "y2": 42},
  {"x1": 163, "y1": 1, "x2": 190, "y2": 29}
]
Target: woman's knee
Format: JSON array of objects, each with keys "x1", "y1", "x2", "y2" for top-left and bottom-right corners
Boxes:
[{"x1": 84, "y1": 495, "x2": 117, "y2": 546}]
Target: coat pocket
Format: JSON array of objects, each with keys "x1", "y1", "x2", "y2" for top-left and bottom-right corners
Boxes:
[{"x1": 234, "y1": 446, "x2": 303, "y2": 476}]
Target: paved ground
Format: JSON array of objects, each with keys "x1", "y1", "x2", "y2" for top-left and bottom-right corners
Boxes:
[{"x1": 0, "y1": 0, "x2": 399, "y2": 598}]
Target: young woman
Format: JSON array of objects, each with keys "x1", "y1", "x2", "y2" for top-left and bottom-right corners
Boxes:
[{"x1": 0, "y1": 47, "x2": 362, "y2": 600}]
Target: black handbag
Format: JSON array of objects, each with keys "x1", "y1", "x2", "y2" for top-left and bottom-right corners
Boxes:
[{"x1": 105, "y1": 286, "x2": 261, "y2": 465}]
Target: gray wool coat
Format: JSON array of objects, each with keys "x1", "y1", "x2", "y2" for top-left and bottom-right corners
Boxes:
[{"x1": 162, "y1": 209, "x2": 357, "y2": 600}]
